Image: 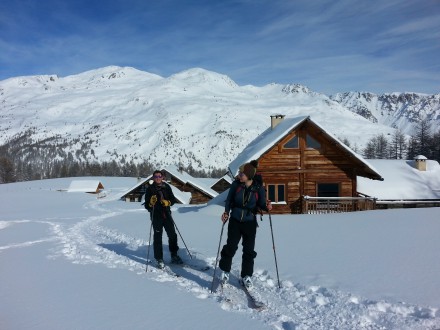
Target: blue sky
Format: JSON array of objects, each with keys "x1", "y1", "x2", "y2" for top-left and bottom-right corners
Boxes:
[{"x1": 1, "y1": 0, "x2": 439, "y2": 94}]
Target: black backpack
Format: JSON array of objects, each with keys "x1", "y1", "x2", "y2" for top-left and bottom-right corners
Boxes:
[{"x1": 232, "y1": 172, "x2": 264, "y2": 216}]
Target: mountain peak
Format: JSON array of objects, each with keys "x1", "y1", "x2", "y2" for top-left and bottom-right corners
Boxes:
[
  {"x1": 168, "y1": 68, "x2": 238, "y2": 89},
  {"x1": 282, "y1": 84, "x2": 314, "y2": 95},
  {"x1": 68, "y1": 66, "x2": 163, "y2": 82}
]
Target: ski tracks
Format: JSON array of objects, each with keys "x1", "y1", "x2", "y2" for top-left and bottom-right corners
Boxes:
[
  {"x1": 42, "y1": 200, "x2": 440, "y2": 330},
  {"x1": 241, "y1": 269, "x2": 440, "y2": 330}
]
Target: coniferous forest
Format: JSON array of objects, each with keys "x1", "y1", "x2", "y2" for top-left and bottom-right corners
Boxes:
[{"x1": 1, "y1": 118, "x2": 438, "y2": 184}]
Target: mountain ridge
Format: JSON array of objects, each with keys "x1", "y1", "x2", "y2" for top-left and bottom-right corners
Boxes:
[{"x1": 1, "y1": 66, "x2": 438, "y2": 171}]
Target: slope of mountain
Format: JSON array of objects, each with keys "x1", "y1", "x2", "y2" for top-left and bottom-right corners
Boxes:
[
  {"x1": 330, "y1": 92, "x2": 440, "y2": 134},
  {"x1": 1, "y1": 66, "x2": 437, "y2": 170}
]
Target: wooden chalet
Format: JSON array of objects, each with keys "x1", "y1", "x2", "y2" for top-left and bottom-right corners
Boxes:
[
  {"x1": 119, "y1": 177, "x2": 192, "y2": 204},
  {"x1": 67, "y1": 180, "x2": 104, "y2": 194},
  {"x1": 210, "y1": 174, "x2": 233, "y2": 194},
  {"x1": 228, "y1": 115, "x2": 383, "y2": 214},
  {"x1": 163, "y1": 165, "x2": 219, "y2": 204},
  {"x1": 119, "y1": 166, "x2": 219, "y2": 205}
]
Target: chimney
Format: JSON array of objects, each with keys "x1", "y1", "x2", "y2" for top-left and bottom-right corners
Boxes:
[
  {"x1": 414, "y1": 155, "x2": 427, "y2": 171},
  {"x1": 270, "y1": 114, "x2": 285, "y2": 129}
]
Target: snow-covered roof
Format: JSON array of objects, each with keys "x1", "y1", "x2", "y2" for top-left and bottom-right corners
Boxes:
[
  {"x1": 168, "y1": 185, "x2": 192, "y2": 204},
  {"x1": 219, "y1": 174, "x2": 233, "y2": 184},
  {"x1": 228, "y1": 116, "x2": 383, "y2": 180},
  {"x1": 119, "y1": 177, "x2": 151, "y2": 199},
  {"x1": 67, "y1": 180, "x2": 104, "y2": 193},
  {"x1": 118, "y1": 176, "x2": 192, "y2": 204},
  {"x1": 228, "y1": 116, "x2": 308, "y2": 176},
  {"x1": 197, "y1": 178, "x2": 219, "y2": 188},
  {"x1": 165, "y1": 165, "x2": 219, "y2": 198},
  {"x1": 357, "y1": 159, "x2": 440, "y2": 200}
]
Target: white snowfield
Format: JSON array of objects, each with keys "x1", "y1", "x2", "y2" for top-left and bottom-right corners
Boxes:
[{"x1": 1, "y1": 177, "x2": 440, "y2": 330}]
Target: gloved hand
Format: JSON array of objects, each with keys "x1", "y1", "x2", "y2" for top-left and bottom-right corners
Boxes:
[
  {"x1": 221, "y1": 212, "x2": 229, "y2": 223},
  {"x1": 149, "y1": 195, "x2": 158, "y2": 207},
  {"x1": 161, "y1": 199, "x2": 171, "y2": 207}
]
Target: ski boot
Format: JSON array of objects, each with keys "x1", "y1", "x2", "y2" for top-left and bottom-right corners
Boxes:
[
  {"x1": 156, "y1": 259, "x2": 165, "y2": 269},
  {"x1": 171, "y1": 254, "x2": 183, "y2": 265},
  {"x1": 220, "y1": 271, "x2": 230, "y2": 285},
  {"x1": 241, "y1": 275, "x2": 253, "y2": 290}
]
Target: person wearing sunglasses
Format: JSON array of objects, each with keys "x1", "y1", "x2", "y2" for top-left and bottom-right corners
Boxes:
[
  {"x1": 218, "y1": 160, "x2": 272, "y2": 290},
  {"x1": 144, "y1": 170, "x2": 182, "y2": 269}
]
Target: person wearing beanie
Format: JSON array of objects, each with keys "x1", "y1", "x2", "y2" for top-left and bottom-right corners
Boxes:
[
  {"x1": 218, "y1": 160, "x2": 272, "y2": 290},
  {"x1": 144, "y1": 170, "x2": 183, "y2": 269}
]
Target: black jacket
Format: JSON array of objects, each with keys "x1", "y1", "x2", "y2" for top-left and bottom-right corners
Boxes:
[{"x1": 144, "y1": 182, "x2": 177, "y2": 213}]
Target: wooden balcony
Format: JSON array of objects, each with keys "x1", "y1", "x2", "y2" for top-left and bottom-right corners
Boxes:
[{"x1": 302, "y1": 196, "x2": 377, "y2": 214}]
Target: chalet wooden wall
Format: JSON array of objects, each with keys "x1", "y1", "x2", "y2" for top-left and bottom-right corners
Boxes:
[
  {"x1": 257, "y1": 121, "x2": 359, "y2": 214},
  {"x1": 167, "y1": 176, "x2": 211, "y2": 204},
  {"x1": 211, "y1": 179, "x2": 231, "y2": 194}
]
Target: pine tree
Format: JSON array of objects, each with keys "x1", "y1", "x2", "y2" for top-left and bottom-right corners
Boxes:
[
  {"x1": 406, "y1": 136, "x2": 419, "y2": 160},
  {"x1": 430, "y1": 129, "x2": 440, "y2": 162},
  {"x1": 0, "y1": 157, "x2": 16, "y2": 183},
  {"x1": 363, "y1": 138, "x2": 377, "y2": 159},
  {"x1": 389, "y1": 130, "x2": 407, "y2": 159},
  {"x1": 375, "y1": 134, "x2": 389, "y2": 159},
  {"x1": 414, "y1": 118, "x2": 432, "y2": 157}
]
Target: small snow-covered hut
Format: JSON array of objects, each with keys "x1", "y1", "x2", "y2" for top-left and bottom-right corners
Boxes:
[{"x1": 67, "y1": 180, "x2": 104, "y2": 194}]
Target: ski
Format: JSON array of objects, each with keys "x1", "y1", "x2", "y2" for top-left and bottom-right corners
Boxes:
[
  {"x1": 161, "y1": 265, "x2": 181, "y2": 278},
  {"x1": 146, "y1": 260, "x2": 181, "y2": 278},
  {"x1": 241, "y1": 282, "x2": 266, "y2": 310},
  {"x1": 219, "y1": 281, "x2": 235, "y2": 307},
  {"x1": 169, "y1": 261, "x2": 210, "y2": 272},
  {"x1": 182, "y1": 264, "x2": 210, "y2": 272}
]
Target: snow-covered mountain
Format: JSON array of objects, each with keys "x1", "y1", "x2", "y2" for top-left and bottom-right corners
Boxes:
[
  {"x1": 1, "y1": 66, "x2": 438, "y2": 170},
  {"x1": 330, "y1": 92, "x2": 440, "y2": 134}
]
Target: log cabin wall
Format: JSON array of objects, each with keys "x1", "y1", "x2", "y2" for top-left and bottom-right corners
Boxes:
[
  {"x1": 257, "y1": 121, "x2": 358, "y2": 214},
  {"x1": 188, "y1": 190, "x2": 212, "y2": 204},
  {"x1": 211, "y1": 179, "x2": 231, "y2": 194},
  {"x1": 167, "y1": 176, "x2": 211, "y2": 204}
]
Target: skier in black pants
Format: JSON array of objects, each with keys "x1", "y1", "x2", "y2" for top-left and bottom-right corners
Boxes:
[
  {"x1": 144, "y1": 170, "x2": 183, "y2": 269},
  {"x1": 219, "y1": 161, "x2": 272, "y2": 289}
]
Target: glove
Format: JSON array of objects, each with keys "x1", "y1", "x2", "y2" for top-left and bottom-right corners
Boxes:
[
  {"x1": 149, "y1": 195, "x2": 157, "y2": 207},
  {"x1": 221, "y1": 212, "x2": 229, "y2": 223},
  {"x1": 161, "y1": 199, "x2": 171, "y2": 207}
]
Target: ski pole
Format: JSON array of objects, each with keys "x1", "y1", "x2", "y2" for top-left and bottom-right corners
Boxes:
[
  {"x1": 171, "y1": 217, "x2": 193, "y2": 259},
  {"x1": 210, "y1": 221, "x2": 226, "y2": 293},
  {"x1": 145, "y1": 205, "x2": 154, "y2": 273},
  {"x1": 268, "y1": 211, "x2": 281, "y2": 289}
]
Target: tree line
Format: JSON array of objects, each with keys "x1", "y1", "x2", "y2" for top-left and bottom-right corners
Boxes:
[
  {"x1": 0, "y1": 130, "x2": 226, "y2": 184},
  {"x1": 0, "y1": 156, "x2": 227, "y2": 184},
  {"x1": 1, "y1": 119, "x2": 438, "y2": 184},
  {"x1": 359, "y1": 118, "x2": 439, "y2": 161}
]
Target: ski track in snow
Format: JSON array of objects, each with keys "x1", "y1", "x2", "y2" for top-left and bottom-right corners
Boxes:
[{"x1": 10, "y1": 198, "x2": 439, "y2": 330}]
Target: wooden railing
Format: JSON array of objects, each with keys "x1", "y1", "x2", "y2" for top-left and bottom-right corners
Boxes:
[
  {"x1": 376, "y1": 199, "x2": 440, "y2": 209},
  {"x1": 302, "y1": 196, "x2": 377, "y2": 214}
]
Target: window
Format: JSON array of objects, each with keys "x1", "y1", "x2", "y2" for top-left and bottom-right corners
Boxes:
[
  {"x1": 317, "y1": 183, "x2": 339, "y2": 197},
  {"x1": 306, "y1": 134, "x2": 321, "y2": 149},
  {"x1": 284, "y1": 135, "x2": 299, "y2": 149},
  {"x1": 267, "y1": 184, "x2": 286, "y2": 202}
]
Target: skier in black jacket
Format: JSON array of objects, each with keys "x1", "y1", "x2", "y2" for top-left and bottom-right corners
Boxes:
[
  {"x1": 219, "y1": 161, "x2": 272, "y2": 289},
  {"x1": 144, "y1": 170, "x2": 182, "y2": 269}
]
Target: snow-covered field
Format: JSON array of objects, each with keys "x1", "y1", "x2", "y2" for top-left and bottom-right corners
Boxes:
[{"x1": 1, "y1": 177, "x2": 440, "y2": 330}]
